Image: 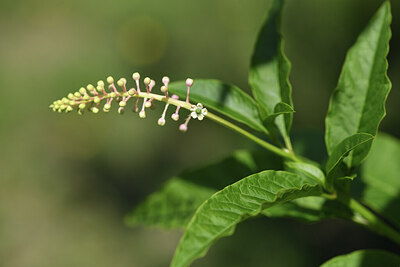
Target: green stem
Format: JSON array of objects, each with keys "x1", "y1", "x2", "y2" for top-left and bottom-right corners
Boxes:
[
  {"x1": 343, "y1": 196, "x2": 400, "y2": 245},
  {"x1": 206, "y1": 113, "x2": 300, "y2": 162}
]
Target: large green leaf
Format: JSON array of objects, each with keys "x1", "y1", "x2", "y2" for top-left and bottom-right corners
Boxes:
[
  {"x1": 325, "y1": 133, "x2": 374, "y2": 190},
  {"x1": 321, "y1": 249, "x2": 400, "y2": 267},
  {"x1": 325, "y1": 1, "x2": 392, "y2": 167},
  {"x1": 355, "y1": 133, "x2": 400, "y2": 228},
  {"x1": 249, "y1": 0, "x2": 293, "y2": 141},
  {"x1": 125, "y1": 150, "x2": 282, "y2": 229},
  {"x1": 168, "y1": 79, "x2": 267, "y2": 133},
  {"x1": 171, "y1": 170, "x2": 322, "y2": 267}
]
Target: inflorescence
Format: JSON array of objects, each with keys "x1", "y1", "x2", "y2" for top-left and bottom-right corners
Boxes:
[{"x1": 50, "y1": 73, "x2": 207, "y2": 132}]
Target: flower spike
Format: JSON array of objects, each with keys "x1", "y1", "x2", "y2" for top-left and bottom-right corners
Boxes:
[{"x1": 50, "y1": 73, "x2": 207, "y2": 132}]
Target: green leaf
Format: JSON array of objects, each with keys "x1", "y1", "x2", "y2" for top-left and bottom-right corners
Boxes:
[
  {"x1": 125, "y1": 178, "x2": 215, "y2": 229},
  {"x1": 321, "y1": 249, "x2": 400, "y2": 267},
  {"x1": 249, "y1": 0, "x2": 293, "y2": 141},
  {"x1": 285, "y1": 161, "x2": 325, "y2": 184},
  {"x1": 168, "y1": 79, "x2": 267, "y2": 133},
  {"x1": 325, "y1": 1, "x2": 392, "y2": 167},
  {"x1": 356, "y1": 133, "x2": 400, "y2": 228},
  {"x1": 263, "y1": 102, "x2": 295, "y2": 126},
  {"x1": 125, "y1": 150, "x2": 282, "y2": 229},
  {"x1": 171, "y1": 170, "x2": 322, "y2": 267},
  {"x1": 325, "y1": 133, "x2": 374, "y2": 189}
]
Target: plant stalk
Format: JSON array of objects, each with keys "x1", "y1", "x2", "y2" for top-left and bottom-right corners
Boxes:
[
  {"x1": 343, "y1": 196, "x2": 400, "y2": 245},
  {"x1": 206, "y1": 113, "x2": 301, "y2": 162}
]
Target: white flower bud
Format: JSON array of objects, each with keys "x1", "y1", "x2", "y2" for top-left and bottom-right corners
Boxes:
[{"x1": 158, "y1": 118, "x2": 166, "y2": 126}]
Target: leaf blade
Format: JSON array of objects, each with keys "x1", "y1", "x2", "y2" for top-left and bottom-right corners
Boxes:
[
  {"x1": 356, "y1": 133, "x2": 400, "y2": 228},
  {"x1": 125, "y1": 150, "x2": 282, "y2": 229},
  {"x1": 321, "y1": 250, "x2": 400, "y2": 267},
  {"x1": 168, "y1": 79, "x2": 266, "y2": 133},
  {"x1": 171, "y1": 170, "x2": 322, "y2": 267},
  {"x1": 249, "y1": 0, "x2": 293, "y2": 140},
  {"x1": 325, "y1": 133, "x2": 374, "y2": 189},
  {"x1": 325, "y1": 1, "x2": 392, "y2": 167}
]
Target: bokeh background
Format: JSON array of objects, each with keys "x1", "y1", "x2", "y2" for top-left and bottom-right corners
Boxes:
[{"x1": 0, "y1": 0, "x2": 399, "y2": 266}]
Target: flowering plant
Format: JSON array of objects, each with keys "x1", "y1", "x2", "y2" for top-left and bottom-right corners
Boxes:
[{"x1": 50, "y1": 0, "x2": 400, "y2": 266}]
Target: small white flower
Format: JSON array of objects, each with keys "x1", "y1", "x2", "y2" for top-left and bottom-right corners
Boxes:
[{"x1": 190, "y1": 103, "x2": 208, "y2": 120}]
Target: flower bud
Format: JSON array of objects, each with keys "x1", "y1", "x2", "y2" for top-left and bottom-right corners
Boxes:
[
  {"x1": 94, "y1": 97, "x2": 101, "y2": 103},
  {"x1": 110, "y1": 92, "x2": 116, "y2": 98},
  {"x1": 79, "y1": 87, "x2": 87, "y2": 95},
  {"x1": 74, "y1": 92, "x2": 81, "y2": 98},
  {"x1": 119, "y1": 101, "x2": 126, "y2": 107},
  {"x1": 160, "y1": 86, "x2": 167, "y2": 93},
  {"x1": 186, "y1": 78, "x2": 193, "y2": 87},
  {"x1": 132, "y1": 72, "x2": 140, "y2": 81},
  {"x1": 97, "y1": 80, "x2": 105, "y2": 87},
  {"x1": 145, "y1": 101, "x2": 152, "y2": 108},
  {"x1": 87, "y1": 84, "x2": 95, "y2": 91},
  {"x1": 106, "y1": 76, "x2": 114, "y2": 84},
  {"x1": 83, "y1": 95, "x2": 90, "y2": 100},
  {"x1": 91, "y1": 107, "x2": 99, "y2": 114},
  {"x1": 179, "y1": 124, "x2": 187, "y2": 132},
  {"x1": 66, "y1": 106, "x2": 73, "y2": 112},
  {"x1": 171, "y1": 113, "x2": 179, "y2": 121},
  {"x1": 162, "y1": 76, "x2": 170, "y2": 85},
  {"x1": 117, "y1": 79, "x2": 125, "y2": 87},
  {"x1": 78, "y1": 103, "x2": 86, "y2": 109},
  {"x1": 158, "y1": 118, "x2": 166, "y2": 126},
  {"x1": 139, "y1": 110, "x2": 146, "y2": 118},
  {"x1": 68, "y1": 93, "x2": 75, "y2": 100},
  {"x1": 144, "y1": 77, "x2": 151, "y2": 86},
  {"x1": 128, "y1": 89, "x2": 136, "y2": 96}
]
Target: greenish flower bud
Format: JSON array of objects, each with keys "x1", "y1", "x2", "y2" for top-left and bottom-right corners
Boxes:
[
  {"x1": 117, "y1": 79, "x2": 124, "y2": 87},
  {"x1": 119, "y1": 101, "x2": 126, "y2": 107},
  {"x1": 110, "y1": 92, "x2": 116, "y2": 98},
  {"x1": 104, "y1": 103, "x2": 111, "y2": 110},
  {"x1": 94, "y1": 97, "x2": 101, "y2": 103},
  {"x1": 68, "y1": 93, "x2": 75, "y2": 100},
  {"x1": 97, "y1": 80, "x2": 105, "y2": 87},
  {"x1": 79, "y1": 87, "x2": 87, "y2": 95},
  {"x1": 78, "y1": 103, "x2": 86, "y2": 109},
  {"x1": 128, "y1": 89, "x2": 136, "y2": 96},
  {"x1": 132, "y1": 72, "x2": 140, "y2": 80},
  {"x1": 74, "y1": 92, "x2": 81, "y2": 98},
  {"x1": 83, "y1": 95, "x2": 90, "y2": 100},
  {"x1": 144, "y1": 77, "x2": 151, "y2": 85},
  {"x1": 106, "y1": 76, "x2": 114, "y2": 84},
  {"x1": 56, "y1": 100, "x2": 63, "y2": 105},
  {"x1": 91, "y1": 107, "x2": 99, "y2": 114},
  {"x1": 160, "y1": 86, "x2": 167, "y2": 93},
  {"x1": 69, "y1": 100, "x2": 76, "y2": 106},
  {"x1": 87, "y1": 84, "x2": 95, "y2": 91},
  {"x1": 66, "y1": 106, "x2": 73, "y2": 112}
]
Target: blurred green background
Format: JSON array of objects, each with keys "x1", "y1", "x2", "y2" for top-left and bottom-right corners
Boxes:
[{"x1": 0, "y1": 0, "x2": 399, "y2": 266}]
